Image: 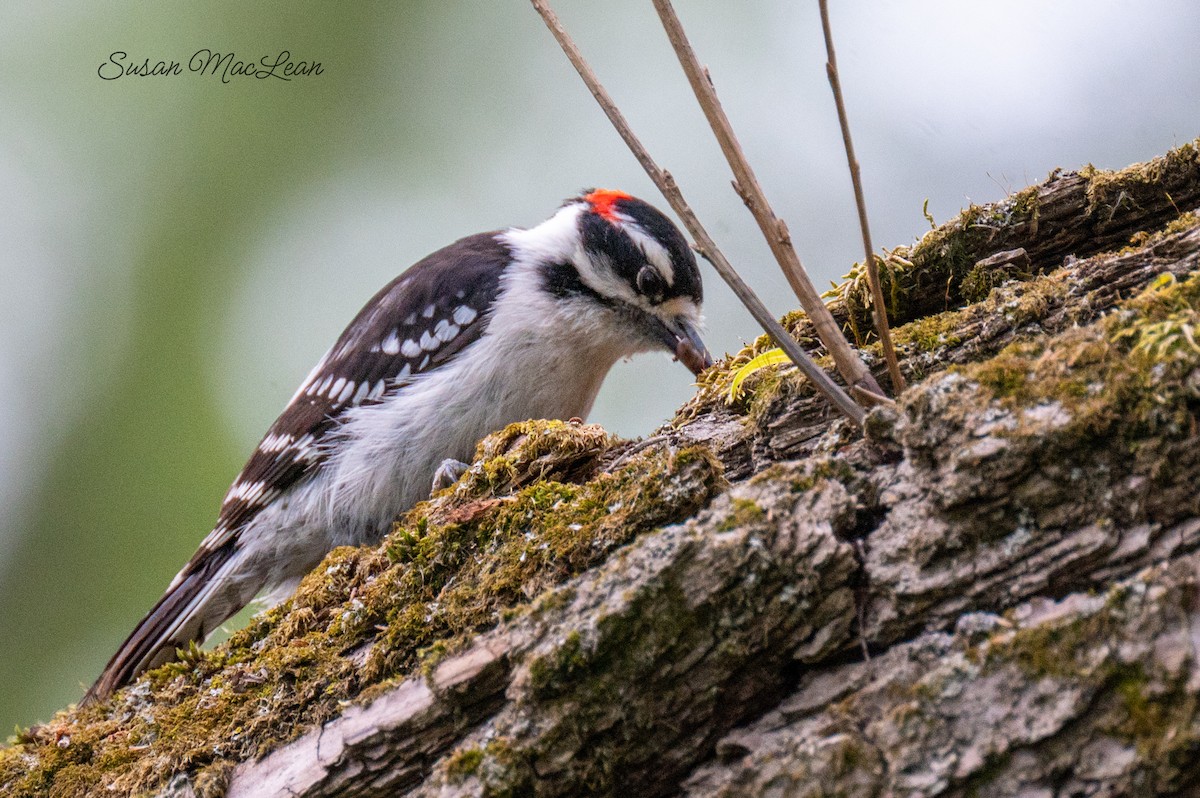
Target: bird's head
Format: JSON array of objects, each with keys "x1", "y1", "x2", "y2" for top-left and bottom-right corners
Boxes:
[{"x1": 527, "y1": 188, "x2": 712, "y2": 375}]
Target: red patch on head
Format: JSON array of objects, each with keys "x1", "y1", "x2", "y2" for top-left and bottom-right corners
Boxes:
[{"x1": 584, "y1": 188, "x2": 632, "y2": 222}]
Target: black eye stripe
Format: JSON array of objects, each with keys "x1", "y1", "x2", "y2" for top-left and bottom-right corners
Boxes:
[
  {"x1": 580, "y1": 212, "x2": 644, "y2": 286},
  {"x1": 578, "y1": 194, "x2": 703, "y2": 304},
  {"x1": 543, "y1": 261, "x2": 615, "y2": 307}
]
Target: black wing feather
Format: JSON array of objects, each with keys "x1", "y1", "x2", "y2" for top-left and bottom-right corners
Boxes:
[
  {"x1": 211, "y1": 231, "x2": 512, "y2": 542},
  {"x1": 83, "y1": 231, "x2": 515, "y2": 704}
]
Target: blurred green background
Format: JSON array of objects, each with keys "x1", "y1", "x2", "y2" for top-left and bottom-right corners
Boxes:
[{"x1": 1, "y1": 0, "x2": 1197, "y2": 729}]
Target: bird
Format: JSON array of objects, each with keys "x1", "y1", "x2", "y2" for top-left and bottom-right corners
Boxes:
[{"x1": 83, "y1": 189, "x2": 712, "y2": 703}]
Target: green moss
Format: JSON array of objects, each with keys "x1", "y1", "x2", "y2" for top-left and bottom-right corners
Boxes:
[
  {"x1": 852, "y1": 137, "x2": 1196, "y2": 336},
  {"x1": 674, "y1": 321, "x2": 807, "y2": 425},
  {"x1": 827, "y1": 734, "x2": 868, "y2": 777},
  {"x1": 1083, "y1": 140, "x2": 1200, "y2": 217},
  {"x1": 890, "y1": 309, "x2": 965, "y2": 352},
  {"x1": 977, "y1": 578, "x2": 1196, "y2": 777},
  {"x1": 445, "y1": 746, "x2": 485, "y2": 782},
  {"x1": 941, "y1": 272, "x2": 1200, "y2": 454},
  {"x1": 443, "y1": 737, "x2": 532, "y2": 796},
  {"x1": 677, "y1": 180, "x2": 1060, "y2": 424},
  {"x1": 0, "y1": 422, "x2": 723, "y2": 797},
  {"x1": 821, "y1": 251, "x2": 914, "y2": 345},
  {"x1": 453, "y1": 419, "x2": 617, "y2": 497},
  {"x1": 528, "y1": 631, "x2": 588, "y2": 694},
  {"x1": 960, "y1": 254, "x2": 1034, "y2": 305},
  {"x1": 1115, "y1": 670, "x2": 1161, "y2": 742},
  {"x1": 503, "y1": 509, "x2": 830, "y2": 795},
  {"x1": 878, "y1": 201, "x2": 1004, "y2": 322},
  {"x1": 1163, "y1": 210, "x2": 1200, "y2": 236},
  {"x1": 361, "y1": 441, "x2": 723, "y2": 687},
  {"x1": 1111, "y1": 669, "x2": 1198, "y2": 765},
  {"x1": 1009, "y1": 184, "x2": 1040, "y2": 219},
  {"x1": 715, "y1": 498, "x2": 765, "y2": 532},
  {"x1": 512, "y1": 579, "x2": 717, "y2": 793},
  {"x1": 966, "y1": 348, "x2": 1033, "y2": 399},
  {"x1": 742, "y1": 369, "x2": 789, "y2": 423},
  {"x1": 1122, "y1": 211, "x2": 1200, "y2": 254},
  {"x1": 984, "y1": 605, "x2": 1114, "y2": 679},
  {"x1": 675, "y1": 138, "x2": 1200, "y2": 429}
]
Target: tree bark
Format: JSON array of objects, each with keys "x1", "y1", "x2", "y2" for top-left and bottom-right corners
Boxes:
[{"x1": 3, "y1": 141, "x2": 1200, "y2": 798}]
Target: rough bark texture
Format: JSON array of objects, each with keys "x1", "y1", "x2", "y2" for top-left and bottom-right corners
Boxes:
[{"x1": 3, "y1": 141, "x2": 1200, "y2": 798}]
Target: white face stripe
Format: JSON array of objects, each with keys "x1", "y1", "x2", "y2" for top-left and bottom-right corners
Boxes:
[
  {"x1": 503, "y1": 203, "x2": 627, "y2": 306},
  {"x1": 621, "y1": 221, "x2": 675, "y2": 287},
  {"x1": 503, "y1": 199, "x2": 698, "y2": 327}
]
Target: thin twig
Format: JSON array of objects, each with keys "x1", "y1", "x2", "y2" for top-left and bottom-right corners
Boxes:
[
  {"x1": 819, "y1": 0, "x2": 906, "y2": 396},
  {"x1": 849, "y1": 386, "x2": 897, "y2": 410},
  {"x1": 529, "y1": 0, "x2": 865, "y2": 427},
  {"x1": 650, "y1": 0, "x2": 881, "y2": 399}
]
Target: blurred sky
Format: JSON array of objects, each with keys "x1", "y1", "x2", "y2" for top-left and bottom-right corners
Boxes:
[{"x1": 0, "y1": 0, "x2": 1197, "y2": 729}]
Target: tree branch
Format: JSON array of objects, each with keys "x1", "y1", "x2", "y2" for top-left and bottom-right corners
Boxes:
[
  {"x1": 529, "y1": 0, "x2": 865, "y2": 426},
  {"x1": 818, "y1": 0, "x2": 905, "y2": 395},
  {"x1": 650, "y1": 0, "x2": 882, "y2": 398}
]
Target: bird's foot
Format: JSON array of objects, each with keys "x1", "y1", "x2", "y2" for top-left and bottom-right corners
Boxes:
[{"x1": 431, "y1": 458, "x2": 469, "y2": 494}]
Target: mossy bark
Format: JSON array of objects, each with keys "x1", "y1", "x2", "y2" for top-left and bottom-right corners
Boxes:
[{"x1": 4, "y1": 141, "x2": 1200, "y2": 798}]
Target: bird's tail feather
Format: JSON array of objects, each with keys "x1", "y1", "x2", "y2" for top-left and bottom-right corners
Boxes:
[{"x1": 82, "y1": 546, "x2": 239, "y2": 705}]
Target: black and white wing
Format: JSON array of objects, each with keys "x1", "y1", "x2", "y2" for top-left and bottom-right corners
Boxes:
[
  {"x1": 83, "y1": 232, "x2": 513, "y2": 704},
  {"x1": 211, "y1": 231, "x2": 513, "y2": 543}
]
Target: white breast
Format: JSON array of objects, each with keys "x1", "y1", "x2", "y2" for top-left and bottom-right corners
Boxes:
[{"x1": 308, "y1": 259, "x2": 647, "y2": 543}]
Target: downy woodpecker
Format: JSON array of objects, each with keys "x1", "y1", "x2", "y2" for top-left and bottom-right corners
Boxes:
[{"x1": 85, "y1": 189, "x2": 712, "y2": 703}]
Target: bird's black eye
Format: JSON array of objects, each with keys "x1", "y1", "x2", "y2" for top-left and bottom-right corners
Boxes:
[{"x1": 636, "y1": 265, "x2": 666, "y2": 302}]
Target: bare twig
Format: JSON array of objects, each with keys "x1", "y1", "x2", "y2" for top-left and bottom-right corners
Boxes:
[
  {"x1": 650, "y1": 0, "x2": 882, "y2": 399},
  {"x1": 529, "y1": 0, "x2": 865, "y2": 426},
  {"x1": 849, "y1": 386, "x2": 897, "y2": 410},
  {"x1": 819, "y1": 0, "x2": 905, "y2": 395}
]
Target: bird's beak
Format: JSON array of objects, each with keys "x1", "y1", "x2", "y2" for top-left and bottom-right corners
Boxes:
[{"x1": 656, "y1": 314, "x2": 713, "y2": 376}]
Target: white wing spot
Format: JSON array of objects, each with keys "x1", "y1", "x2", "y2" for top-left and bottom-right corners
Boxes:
[
  {"x1": 260, "y1": 432, "x2": 293, "y2": 452},
  {"x1": 368, "y1": 379, "x2": 386, "y2": 400},
  {"x1": 435, "y1": 320, "x2": 460, "y2": 343},
  {"x1": 336, "y1": 380, "x2": 356, "y2": 404},
  {"x1": 329, "y1": 377, "x2": 347, "y2": 401},
  {"x1": 352, "y1": 381, "x2": 369, "y2": 405},
  {"x1": 381, "y1": 330, "x2": 401, "y2": 355},
  {"x1": 401, "y1": 339, "x2": 421, "y2": 358},
  {"x1": 397, "y1": 363, "x2": 412, "y2": 380},
  {"x1": 419, "y1": 354, "x2": 430, "y2": 370},
  {"x1": 422, "y1": 304, "x2": 436, "y2": 319},
  {"x1": 292, "y1": 433, "x2": 317, "y2": 461},
  {"x1": 227, "y1": 480, "x2": 269, "y2": 505},
  {"x1": 403, "y1": 312, "x2": 417, "y2": 325},
  {"x1": 419, "y1": 330, "x2": 439, "y2": 351},
  {"x1": 316, "y1": 375, "x2": 334, "y2": 397},
  {"x1": 452, "y1": 305, "x2": 477, "y2": 325}
]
